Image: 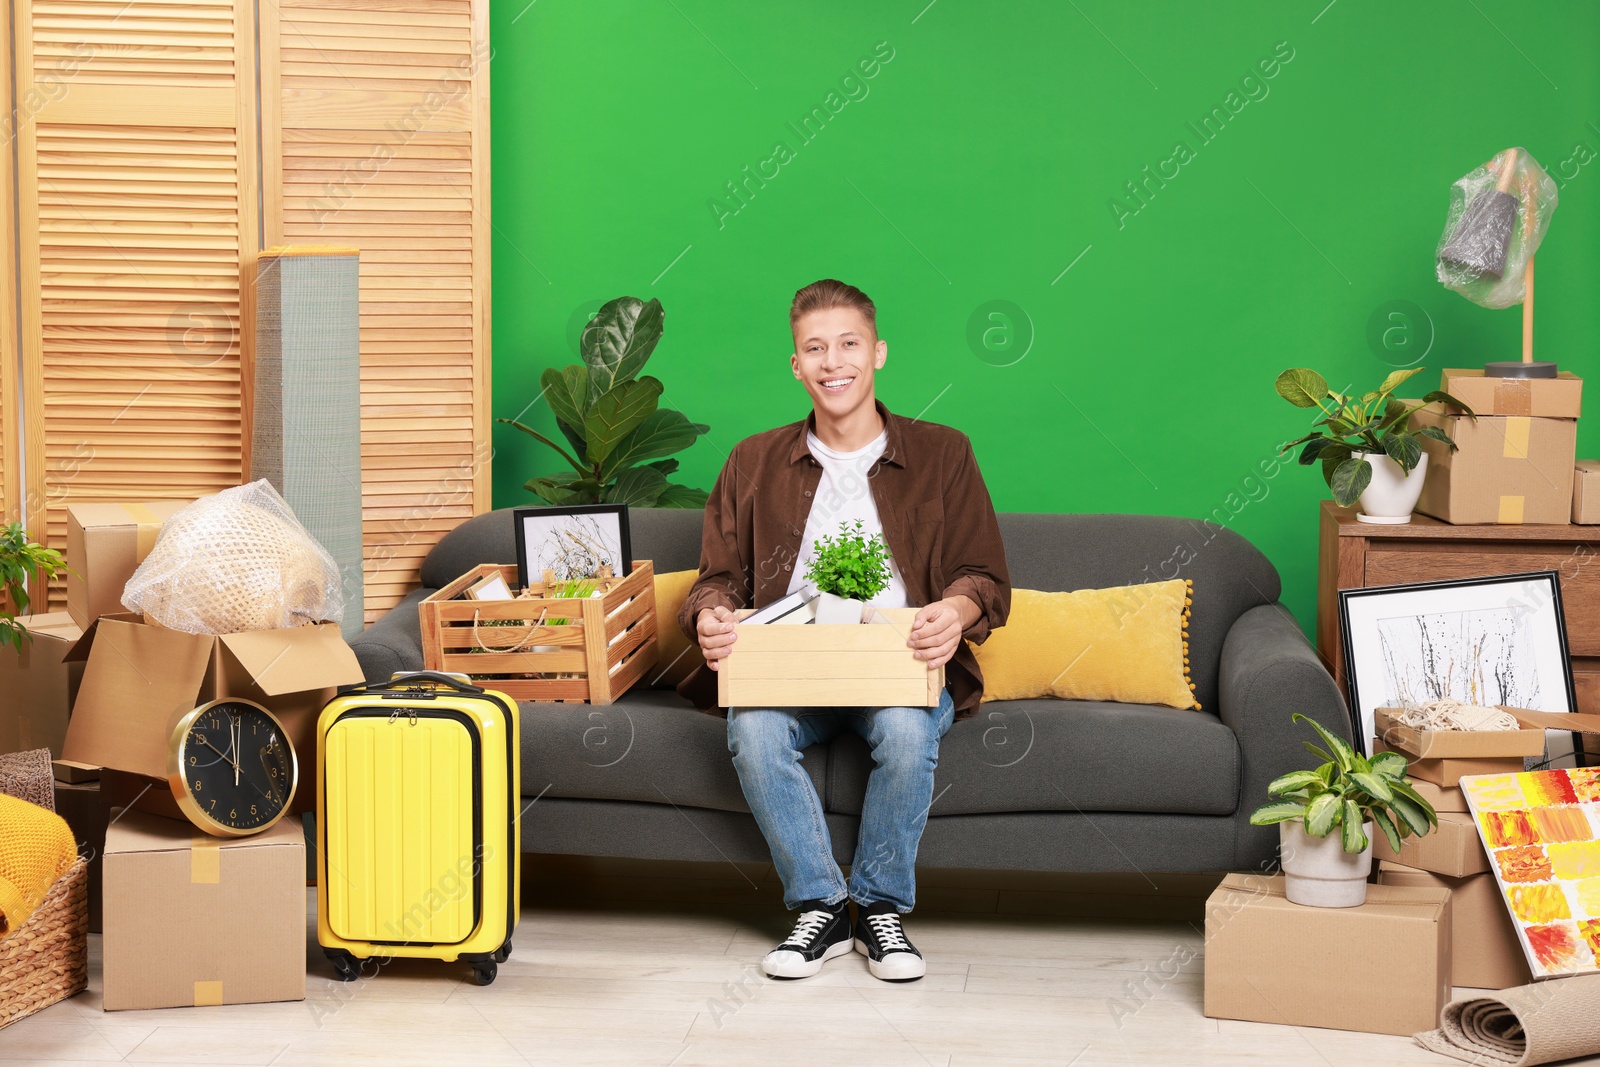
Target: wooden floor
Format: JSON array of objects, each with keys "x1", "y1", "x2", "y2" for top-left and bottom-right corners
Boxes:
[{"x1": 4, "y1": 857, "x2": 1460, "y2": 1066}]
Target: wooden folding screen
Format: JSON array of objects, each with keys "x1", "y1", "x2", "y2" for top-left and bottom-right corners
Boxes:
[{"x1": 263, "y1": 0, "x2": 492, "y2": 622}]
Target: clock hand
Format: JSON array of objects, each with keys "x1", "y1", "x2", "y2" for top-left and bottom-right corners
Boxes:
[
  {"x1": 198, "y1": 736, "x2": 244, "y2": 774},
  {"x1": 233, "y1": 720, "x2": 240, "y2": 787}
]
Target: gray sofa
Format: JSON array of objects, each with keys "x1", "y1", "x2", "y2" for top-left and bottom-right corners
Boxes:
[{"x1": 351, "y1": 508, "x2": 1351, "y2": 874}]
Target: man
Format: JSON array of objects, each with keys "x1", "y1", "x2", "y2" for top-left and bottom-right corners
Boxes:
[{"x1": 677, "y1": 279, "x2": 1010, "y2": 982}]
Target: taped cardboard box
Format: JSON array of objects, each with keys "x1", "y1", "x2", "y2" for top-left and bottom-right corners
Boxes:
[
  {"x1": 1408, "y1": 778, "x2": 1469, "y2": 814},
  {"x1": 1440, "y1": 368, "x2": 1582, "y2": 419},
  {"x1": 1203, "y1": 873, "x2": 1450, "y2": 1036},
  {"x1": 0, "y1": 612, "x2": 83, "y2": 757},
  {"x1": 103, "y1": 808, "x2": 304, "y2": 1011},
  {"x1": 1375, "y1": 738, "x2": 1527, "y2": 788},
  {"x1": 1375, "y1": 708, "x2": 1546, "y2": 760},
  {"x1": 1575, "y1": 460, "x2": 1600, "y2": 525},
  {"x1": 1372, "y1": 811, "x2": 1489, "y2": 877},
  {"x1": 1378, "y1": 861, "x2": 1530, "y2": 989},
  {"x1": 1411, "y1": 404, "x2": 1577, "y2": 525},
  {"x1": 65, "y1": 500, "x2": 188, "y2": 629},
  {"x1": 61, "y1": 614, "x2": 363, "y2": 815},
  {"x1": 52, "y1": 777, "x2": 106, "y2": 933}
]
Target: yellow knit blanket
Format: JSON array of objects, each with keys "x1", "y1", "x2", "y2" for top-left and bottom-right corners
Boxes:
[{"x1": 0, "y1": 794, "x2": 76, "y2": 936}]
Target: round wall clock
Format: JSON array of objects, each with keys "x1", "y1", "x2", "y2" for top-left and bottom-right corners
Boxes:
[{"x1": 167, "y1": 698, "x2": 298, "y2": 837}]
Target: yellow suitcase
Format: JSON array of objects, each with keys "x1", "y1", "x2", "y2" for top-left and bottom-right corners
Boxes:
[{"x1": 316, "y1": 671, "x2": 520, "y2": 986}]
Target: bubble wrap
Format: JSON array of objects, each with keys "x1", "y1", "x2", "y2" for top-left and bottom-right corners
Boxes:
[{"x1": 1436, "y1": 146, "x2": 1558, "y2": 310}]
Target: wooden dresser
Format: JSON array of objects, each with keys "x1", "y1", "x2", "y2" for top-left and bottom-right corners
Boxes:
[{"x1": 1316, "y1": 501, "x2": 1600, "y2": 715}]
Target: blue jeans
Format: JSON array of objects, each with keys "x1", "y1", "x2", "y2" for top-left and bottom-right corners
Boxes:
[{"x1": 727, "y1": 689, "x2": 955, "y2": 914}]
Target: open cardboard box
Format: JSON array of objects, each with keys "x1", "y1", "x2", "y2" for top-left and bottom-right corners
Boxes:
[
  {"x1": 1375, "y1": 708, "x2": 1547, "y2": 760},
  {"x1": 716, "y1": 606, "x2": 943, "y2": 708},
  {"x1": 60, "y1": 613, "x2": 363, "y2": 816}
]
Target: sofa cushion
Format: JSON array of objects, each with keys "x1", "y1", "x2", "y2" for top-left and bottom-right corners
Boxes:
[
  {"x1": 520, "y1": 687, "x2": 824, "y2": 815},
  {"x1": 826, "y1": 698, "x2": 1239, "y2": 817}
]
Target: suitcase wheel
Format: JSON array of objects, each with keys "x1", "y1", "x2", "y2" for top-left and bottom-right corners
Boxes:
[
  {"x1": 493, "y1": 940, "x2": 512, "y2": 963},
  {"x1": 326, "y1": 950, "x2": 360, "y2": 983},
  {"x1": 471, "y1": 960, "x2": 498, "y2": 986}
]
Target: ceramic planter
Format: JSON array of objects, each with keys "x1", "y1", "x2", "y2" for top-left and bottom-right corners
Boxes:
[
  {"x1": 1354, "y1": 451, "x2": 1428, "y2": 525},
  {"x1": 813, "y1": 591, "x2": 865, "y2": 625},
  {"x1": 1280, "y1": 820, "x2": 1374, "y2": 908}
]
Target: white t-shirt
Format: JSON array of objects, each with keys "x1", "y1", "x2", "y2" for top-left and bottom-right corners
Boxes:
[{"x1": 786, "y1": 429, "x2": 909, "y2": 609}]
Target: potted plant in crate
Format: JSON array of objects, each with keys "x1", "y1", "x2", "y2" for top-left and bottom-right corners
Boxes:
[
  {"x1": 805, "y1": 520, "x2": 892, "y2": 625},
  {"x1": 1249, "y1": 714, "x2": 1437, "y2": 908},
  {"x1": 1275, "y1": 366, "x2": 1474, "y2": 524},
  {"x1": 0, "y1": 522, "x2": 67, "y2": 652}
]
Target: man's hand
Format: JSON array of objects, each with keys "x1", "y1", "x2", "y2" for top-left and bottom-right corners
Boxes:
[
  {"x1": 696, "y1": 606, "x2": 738, "y2": 670},
  {"x1": 907, "y1": 595, "x2": 979, "y2": 669}
]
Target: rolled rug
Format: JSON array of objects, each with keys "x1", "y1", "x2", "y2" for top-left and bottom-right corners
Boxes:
[{"x1": 1415, "y1": 974, "x2": 1600, "y2": 1065}]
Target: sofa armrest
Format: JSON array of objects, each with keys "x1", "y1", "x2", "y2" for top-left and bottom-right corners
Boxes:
[
  {"x1": 1218, "y1": 602, "x2": 1352, "y2": 870},
  {"x1": 347, "y1": 587, "x2": 433, "y2": 684}
]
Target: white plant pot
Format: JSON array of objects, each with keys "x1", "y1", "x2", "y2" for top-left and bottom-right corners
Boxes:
[
  {"x1": 813, "y1": 591, "x2": 865, "y2": 625},
  {"x1": 1280, "y1": 821, "x2": 1373, "y2": 908},
  {"x1": 1354, "y1": 451, "x2": 1428, "y2": 525}
]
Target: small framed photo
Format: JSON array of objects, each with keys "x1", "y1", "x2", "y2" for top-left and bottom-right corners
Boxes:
[
  {"x1": 512, "y1": 504, "x2": 632, "y2": 589},
  {"x1": 466, "y1": 572, "x2": 514, "y2": 601},
  {"x1": 1339, "y1": 570, "x2": 1578, "y2": 756}
]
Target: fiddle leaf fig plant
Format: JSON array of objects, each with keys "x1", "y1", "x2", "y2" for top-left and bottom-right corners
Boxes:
[
  {"x1": 805, "y1": 520, "x2": 892, "y2": 602},
  {"x1": 1275, "y1": 366, "x2": 1475, "y2": 507},
  {"x1": 0, "y1": 522, "x2": 68, "y2": 653},
  {"x1": 499, "y1": 296, "x2": 711, "y2": 508},
  {"x1": 1250, "y1": 713, "x2": 1438, "y2": 854}
]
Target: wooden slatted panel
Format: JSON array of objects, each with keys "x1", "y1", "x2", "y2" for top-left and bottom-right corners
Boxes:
[
  {"x1": 17, "y1": 0, "x2": 259, "y2": 603},
  {"x1": 264, "y1": 0, "x2": 491, "y2": 622}
]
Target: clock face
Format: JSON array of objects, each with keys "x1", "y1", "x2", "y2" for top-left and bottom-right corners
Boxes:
[{"x1": 169, "y1": 699, "x2": 297, "y2": 836}]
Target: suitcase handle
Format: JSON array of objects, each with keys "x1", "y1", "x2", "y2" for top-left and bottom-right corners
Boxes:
[{"x1": 362, "y1": 671, "x2": 486, "y2": 694}]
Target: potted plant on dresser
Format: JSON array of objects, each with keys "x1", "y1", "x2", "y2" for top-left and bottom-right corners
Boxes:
[
  {"x1": 1275, "y1": 366, "x2": 1474, "y2": 524},
  {"x1": 805, "y1": 520, "x2": 892, "y2": 625},
  {"x1": 1250, "y1": 714, "x2": 1437, "y2": 907}
]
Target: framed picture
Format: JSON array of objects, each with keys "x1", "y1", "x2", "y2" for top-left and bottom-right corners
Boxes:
[
  {"x1": 1339, "y1": 571, "x2": 1577, "y2": 756},
  {"x1": 512, "y1": 504, "x2": 632, "y2": 589}
]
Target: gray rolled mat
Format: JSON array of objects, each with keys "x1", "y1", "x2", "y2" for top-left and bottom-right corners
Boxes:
[{"x1": 1415, "y1": 974, "x2": 1600, "y2": 1065}]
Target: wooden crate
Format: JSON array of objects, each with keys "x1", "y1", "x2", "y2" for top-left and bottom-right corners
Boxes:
[
  {"x1": 420, "y1": 562, "x2": 657, "y2": 704},
  {"x1": 717, "y1": 607, "x2": 944, "y2": 708}
]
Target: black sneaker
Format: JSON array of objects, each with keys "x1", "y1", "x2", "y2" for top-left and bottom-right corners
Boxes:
[
  {"x1": 854, "y1": 900, "x2": 925, "y2": 982},
  {"x1": 761, "y1": 900, "x2": 854, "y2": 979}
]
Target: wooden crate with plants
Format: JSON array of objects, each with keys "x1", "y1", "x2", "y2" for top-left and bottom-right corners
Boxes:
[{"x1": 419, "y1": 562, "x2": 657, "y2": 704}]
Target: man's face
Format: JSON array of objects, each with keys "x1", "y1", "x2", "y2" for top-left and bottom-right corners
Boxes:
[{"x1": 790, "y1": 306, "x2": 887, "y2": 420}]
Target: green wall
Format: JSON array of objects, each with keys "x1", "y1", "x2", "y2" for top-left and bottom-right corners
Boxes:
[{"x1": 489, "y1": 0, "x2": 1600, "y2": 632}]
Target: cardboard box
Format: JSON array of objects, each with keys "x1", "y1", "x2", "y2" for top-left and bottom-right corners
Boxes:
[
  {"x1": 53, "y1": 777, "x2": 106, "y2": 932},
  {"x1": 65, "y1": 500, "x2": 188, "y2": 628},
  {"x1": 0, "y1": 612, "x2": 84, "y2": 757},
  {"x1": 1375, "y1": 708, "x2": 1546, "y2": 759},
  {"x1": 1379, "y1": 861, "x2": 1531, "y2": 988},
  {"x1": 61, "y1": 614, "x2": 363, "y2": 815},
  {"x1": 1408, "y1": 778, "x2": 1468, "y2": 814},
  {"x1": 1575, "y1": 460, "x2": 1600, "y2": 525},
  {"x1": 1204, "y1": 873, "x2": 1450, "y2": 1036},
  {"x1": 1411, "y1": 405, "x2": 1577, "y2": 525},
  {"x1": 103, "y1": 808, "x2": 304, "y2": 1010},
  {"x1": 717, "y1": 607, "x2": 944, "y2": 708},
  {"x1": 1405, "y1": 753, "x2": 1527, "y2": 788},
  {"x1": 1372, "y1": 811, "x2": 1489, "y2": 877},
  {"x1": 1440, "y1": 368, "x2": 1583, "y2": 419},
  {"x1": 52, "y1": 759, "x2": 99, "y2": 784}
]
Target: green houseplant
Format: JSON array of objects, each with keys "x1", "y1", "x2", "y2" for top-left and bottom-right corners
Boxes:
[
  {"x1": 805, "y1": 519, "x2": 892, "y2": 625},
  {"x1": 1250, "y1": 713, "x2": 1438, "y2": 907},
  {"x1": 499, "y1": 296, "x2": 710, "y2": 507},
  {"x1": 0, "y1": 522, "x2": 68, "y2": 652},
  {"x1": 1276, "y1": 366, "x2": 1474, "y2": 512}
]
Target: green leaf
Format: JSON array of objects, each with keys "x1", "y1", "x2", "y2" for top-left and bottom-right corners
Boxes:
[
  {"x1": 1304, "y1": 793, "x2": 1340, "y2": 837},
  {"x1": 655, "y1": 483, "x2": 709, "y2": 508},
  {"x1": 582, "y1": 297, "x2": 664, "y2": 405},
  {"x1": 1387, "y1": 792, "x2": 1433, "y2": 838},
  {"x1": 498, "y1": 417, "x2": 588, "y2": 475},
  {"x1": 1340, "y1": 800, "x2": 1368, "y2": 852},
  {"x1": 1292, "y1": 713, "x2": 1357, "y2": 773},
  {"x1": 523, "y1": 475, "x2": 599, "y2": 505},
  {"x1": 1415, "y1": 425, "x2": 1456, "y2": 451},
  {"x1": 598, "y1": 408, "x2": 705, "y2": 482},
  {"x1": 1389, "y1": 781, "x2": 1439, "y2": 829},
  {"x1": 1276, "y1": 368, "x2": 1330, "y2": 408},
  {"x1": 584, "y1": 377, "x2": 663, "y2": 466},
  {"x1": 1373, "y1": 809, "x2": 1404, "y2": 854},
  {"x1": 1420, "y1": 389, "x2": 1475, "y2": 417},
  {"x1": 1297, "y1": 438, "x2": 1347, "y2": 466},
  {"x1": 1329, "y1": 456, "x2": 1372, "y2": 507},
  {"x1": 1369, "y1": 751, "x2": 1408, "y2": 780},
  {"x1": 1267, "y1": 770, "x2": 1326, "y2": 796},
  {"x1": 646, "y1": 458, "x2": 681, "y2": 476},
  {"x1": 605, "y1": 465, "x2": 668, "y2": 507},
  {"x1": 1379, "y1": 432, "x2": 1422, "y2": 473},
  {"x1": 1378, "y1": 367, "x2": 1426, "y2": 396},
  {"x1": 1249, "y1": 801, "x2": 1309, "y2": 826},
  {"x1": 1350, "y1": 771, "x2": 1394, "y2": 804},
  {"x1": 1302, "y1": 741, "x2": 1335, "y2": 764},
  {"x1": 542, "y1": 365, "x2": 590, "y2": 432}
]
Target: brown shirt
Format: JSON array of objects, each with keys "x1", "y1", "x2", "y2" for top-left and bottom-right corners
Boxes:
[{"x1": 677, "y1": 400, "x2": 1011, "y2": 718}]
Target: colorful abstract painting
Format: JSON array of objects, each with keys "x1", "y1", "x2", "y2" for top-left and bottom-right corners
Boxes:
[{"x1": 1464, "y1": 769, "x2": 1600, "y2": 978}]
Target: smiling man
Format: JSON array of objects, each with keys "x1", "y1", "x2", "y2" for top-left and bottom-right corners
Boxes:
[{"x1": 677, "y1": 278, "x2": 1010, "y2": 982}]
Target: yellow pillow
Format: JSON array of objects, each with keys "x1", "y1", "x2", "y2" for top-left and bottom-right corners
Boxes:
[
  {"x1": 973, "y1": 579, "x2": 1199, "y2": 710},
  {"x1": 651, "y1": 569, "x2": 705, "y2": 687}
]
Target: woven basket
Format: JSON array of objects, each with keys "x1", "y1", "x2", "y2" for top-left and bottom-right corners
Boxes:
[
  {"x1": 0, "y1": 857, "x2": 87, "y2": 1029},
  {"x1": 0, "y1": 749, "x2": 55, "y2": 813}
]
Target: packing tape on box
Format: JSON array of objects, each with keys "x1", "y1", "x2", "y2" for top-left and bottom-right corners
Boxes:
[
  {"x1": 1503, "y1": 416, "x2": 1531, "y2": 459},
  {"x1": 123, "y1": 503, "x2": 163, "y2": 560},
  {"x1": 193, "y1": 980, "x2": 224, "y2": 1007},
  {"x1": 190, "y1": 836, "x2": 220, "y2": 884},
  {"x1": 1494, "y1": 379, "x2": 1533, "y2": 416},
  {"x1": 1499, "y1": 496, "x2": 1526, "y2": 524}
]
